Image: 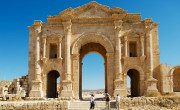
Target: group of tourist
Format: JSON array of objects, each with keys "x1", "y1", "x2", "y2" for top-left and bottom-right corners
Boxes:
[{"x1": 90, "y1": 93, "x2": 121, "y2": 110}]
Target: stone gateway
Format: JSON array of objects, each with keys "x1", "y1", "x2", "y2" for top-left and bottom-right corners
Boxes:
[{"x1": 25, "y1": 2, "x2": 180, "y2": 100}]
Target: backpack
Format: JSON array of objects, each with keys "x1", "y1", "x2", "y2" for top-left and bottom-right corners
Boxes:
[{"x1": 106, "y1": 96, "x2": 110, "y2": 101}]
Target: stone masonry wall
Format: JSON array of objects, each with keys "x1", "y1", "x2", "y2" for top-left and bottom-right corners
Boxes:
[{"x1": 0, "y1": 97, "x2": 180, "y2": 110}]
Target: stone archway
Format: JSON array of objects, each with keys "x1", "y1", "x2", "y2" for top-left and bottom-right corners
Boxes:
[
  {"x1": 123, "y1": 65, "x2": 144, "y2": 96},
  {"x1": 168, "y1": 66, "x2": 180, "y2": 92},
  {"x1": 79, "y1": 43, "x2": 106, "y2": 99},
  {"x1": 47, "y1": 70, "x2": 60, "y2": 98},
  {"x1": 41, "y1": 62, "x2": 63, "y2": 97},
  {"x1": 127, "y1": 69, "x2": 140, "y2": 97},
  {"x1": 71, "y1": 33, "x2": 114, "y2": 99},
  {"x1": 173, "y1": 68, "x2": 180, "y2": 92},
  {"x1": 72, "y1": 33, "x2": 114, "y2": 54}
]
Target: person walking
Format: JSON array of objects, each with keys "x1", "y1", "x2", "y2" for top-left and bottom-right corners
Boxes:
[
  {"x1": 105, "y1": 94, "x2": 110, "y2": 110},
  {"x1": 116, "y1": 94, "x2": 120, "y2": 110},
  {"x1": 90, "y1": 94, "x2": 95, "y2": 110}
]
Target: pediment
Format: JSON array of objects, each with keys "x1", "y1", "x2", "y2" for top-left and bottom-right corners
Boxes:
[
  {"x1": 75, "y1": 8, "x2": 111, "y2": 18},
  {"x1": 58, "y1": 1, "x2": 127, "y2": 18}
]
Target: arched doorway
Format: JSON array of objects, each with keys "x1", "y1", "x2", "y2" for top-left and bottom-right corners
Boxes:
[
  {"x1": 71, "y1": 34, "x2": 115, "y2": 99},
  {"x1": 173, "y1": 68, "x2": 180, "y2": 92},
  {"x1": 82, "y1": 53, "x2": 105, "y2": 100},
  {"x1": 79, "y1": 43, "x2": 107, "y2": 100},
  {"x1": 47, "y1": 70, "x2": 60, "y2": 98},
  {"x1": 127, "y1": 69, "x2": 140, "y2": 97}
]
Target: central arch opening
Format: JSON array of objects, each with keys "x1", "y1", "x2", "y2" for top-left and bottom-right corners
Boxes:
[
  {"x1": 127, "y1": 69, "x2": 140, "y2": 97},
  {"x1": 47, "y1": 70, "x2": 60, "y2": 98},
  {"x1": 79, "y1": 43, "x2": 107, "y2": 100}
]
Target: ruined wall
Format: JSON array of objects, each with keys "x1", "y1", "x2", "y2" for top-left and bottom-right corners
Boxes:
[{"x1": 0, "y1": 76, "x2": 28, "y2": 100}]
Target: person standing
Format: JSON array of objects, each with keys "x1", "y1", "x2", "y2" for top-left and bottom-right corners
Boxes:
[
  {"x1": 105, "y1": 94, "x2": 110, "y2": 110},
  {"x1": 116, "y1": 94, "x2": 120, "y2": 110},
  {"x1": 90, "y1": 94, "x2": 95, "y2": 110}
]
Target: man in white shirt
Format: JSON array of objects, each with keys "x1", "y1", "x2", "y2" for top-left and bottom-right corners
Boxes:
[
  {"x1": 116, "y1": 94, "x2": 120, "y2": 110},
  {"x1": 90, "y1": 94, "x2": 95, "y2": 110}
]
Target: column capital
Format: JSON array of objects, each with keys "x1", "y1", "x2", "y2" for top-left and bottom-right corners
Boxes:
[
  {"x1": 62, "y1": 19, "x2": 72, "y2": 25},
  {"x1": 59, "y1": 37, "x2": 63, "y2": 42},
  {"x1": 35, "y1": 30, "x2": 41, "y2": 35},
  {"x1": 145, "y1": 24, "x2": 153, "y2": 32},
  {"x1": 63, "y1": 20, "x2": 72, "y2": 33},
  {"x1": 140, "y1": 35, "x2": 144, "y2": 41},
  {"x1": 144, "y1": 19, "x2": 153, "y2": 32},
  {"x1": 33, "y1": 20, "x2": 42, "y2": 26},
  {"x1": 124, "y1": 36, "x2": 128, "y2": 41},
  {"x1": 114, "y1": 20, "x2": 123, "y2": 32},
  {"x1": 114, "y1": 20, "x2": 123, "y2": 26}
]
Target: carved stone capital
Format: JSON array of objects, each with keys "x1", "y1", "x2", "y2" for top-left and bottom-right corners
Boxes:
[
  {"x1": 145, "y1": 24, "x2": 153, "y2": 32},
  {"x1": 140, "y1": 35, "x2": 144, "y2": 41},
  {"x1": 124, "y1": 36, "x2": 128, "y2": 41},
  {"x1": 33, "y1": 20, "x2": 42, "y2": 26},
  {"x1": 115, "y1": 26, "x2": 122, "y2": 33},
  {"x1": 35, "y1": 30, "x2": 41, "y2": 34},
  {"x1": 144, "y1": 18, "x2": 153, "y2": 32},
  {"x1": 59, "y1": 37, "x2": 63, "y2": 42},
  {"x1": 62, "y1": 19, "x2": 72, "y2": 25},
  {"x1": 114, "y1": 20, "x2": 123, "y2": 33},
  {"x1": 64, "y1": 25, "x2": 71, "y2": 33},
  {"x1": 63, "y1": 20, "x2": 72, "y2": 33}
]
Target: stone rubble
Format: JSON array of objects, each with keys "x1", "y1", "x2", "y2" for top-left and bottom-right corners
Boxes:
[{"x1": 0, "y1": 75, "x2": 28, "y2": 101}]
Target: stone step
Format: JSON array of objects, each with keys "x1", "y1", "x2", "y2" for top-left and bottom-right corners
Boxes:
[
  {"x1": 69, "y1": 108, "x2": 121, "y2": 110},
  {"x1": 69, "y1": 101, "x2": 117, "y2": 109}
]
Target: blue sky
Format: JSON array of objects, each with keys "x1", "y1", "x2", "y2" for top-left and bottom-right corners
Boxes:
[{"x1": 0, "y1": 0, "x2": 179, "y2": 90}]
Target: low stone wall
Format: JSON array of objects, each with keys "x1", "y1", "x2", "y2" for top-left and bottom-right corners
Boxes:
[
  {"x1": 119, "y1": 97, "x2": 180, "y2": 109},
  {"x1": 0, "y1": 101, "x2": 69, "y2": 110},
  {"x1": 0, "y1": 97, "x2": 179, "y2": 110}
]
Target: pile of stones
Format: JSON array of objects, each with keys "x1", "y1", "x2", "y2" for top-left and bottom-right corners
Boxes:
[{"x1": 0, "y1": 75, "x2": 28, "y2": 101}]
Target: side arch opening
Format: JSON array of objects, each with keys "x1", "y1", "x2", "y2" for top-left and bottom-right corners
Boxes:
[
  {"x1": 127, "y1": 69, "x2": 140, "y2": 97},
  {"x1": 173, "y1": 68, "x2": 180, "y2": 92},
  {"x1": 47, "y1": 70, "x2": 60, "y2": 98}
]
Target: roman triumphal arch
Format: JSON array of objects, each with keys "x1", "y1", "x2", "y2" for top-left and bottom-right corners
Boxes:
[{"x1": 27, "y1": 2, "x2": 180, "y2": 100}]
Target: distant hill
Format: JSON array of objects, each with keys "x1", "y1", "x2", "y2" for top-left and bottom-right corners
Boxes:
[{"x1": 83, "y1": 89, "x2": 105, "y2": 92}]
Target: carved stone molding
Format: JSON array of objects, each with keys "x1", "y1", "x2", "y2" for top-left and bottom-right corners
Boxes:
[{"x1": 123, "y1": 56, "x2": 146, "y2": 66}]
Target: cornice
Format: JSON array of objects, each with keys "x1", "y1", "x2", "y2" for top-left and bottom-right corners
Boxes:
[
  {"x1": 123, "y1": 13, "x2": 142, "y2": 22},
  {"x1": 29, "y1": 2, "x2": 160, "y2": 30}
]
